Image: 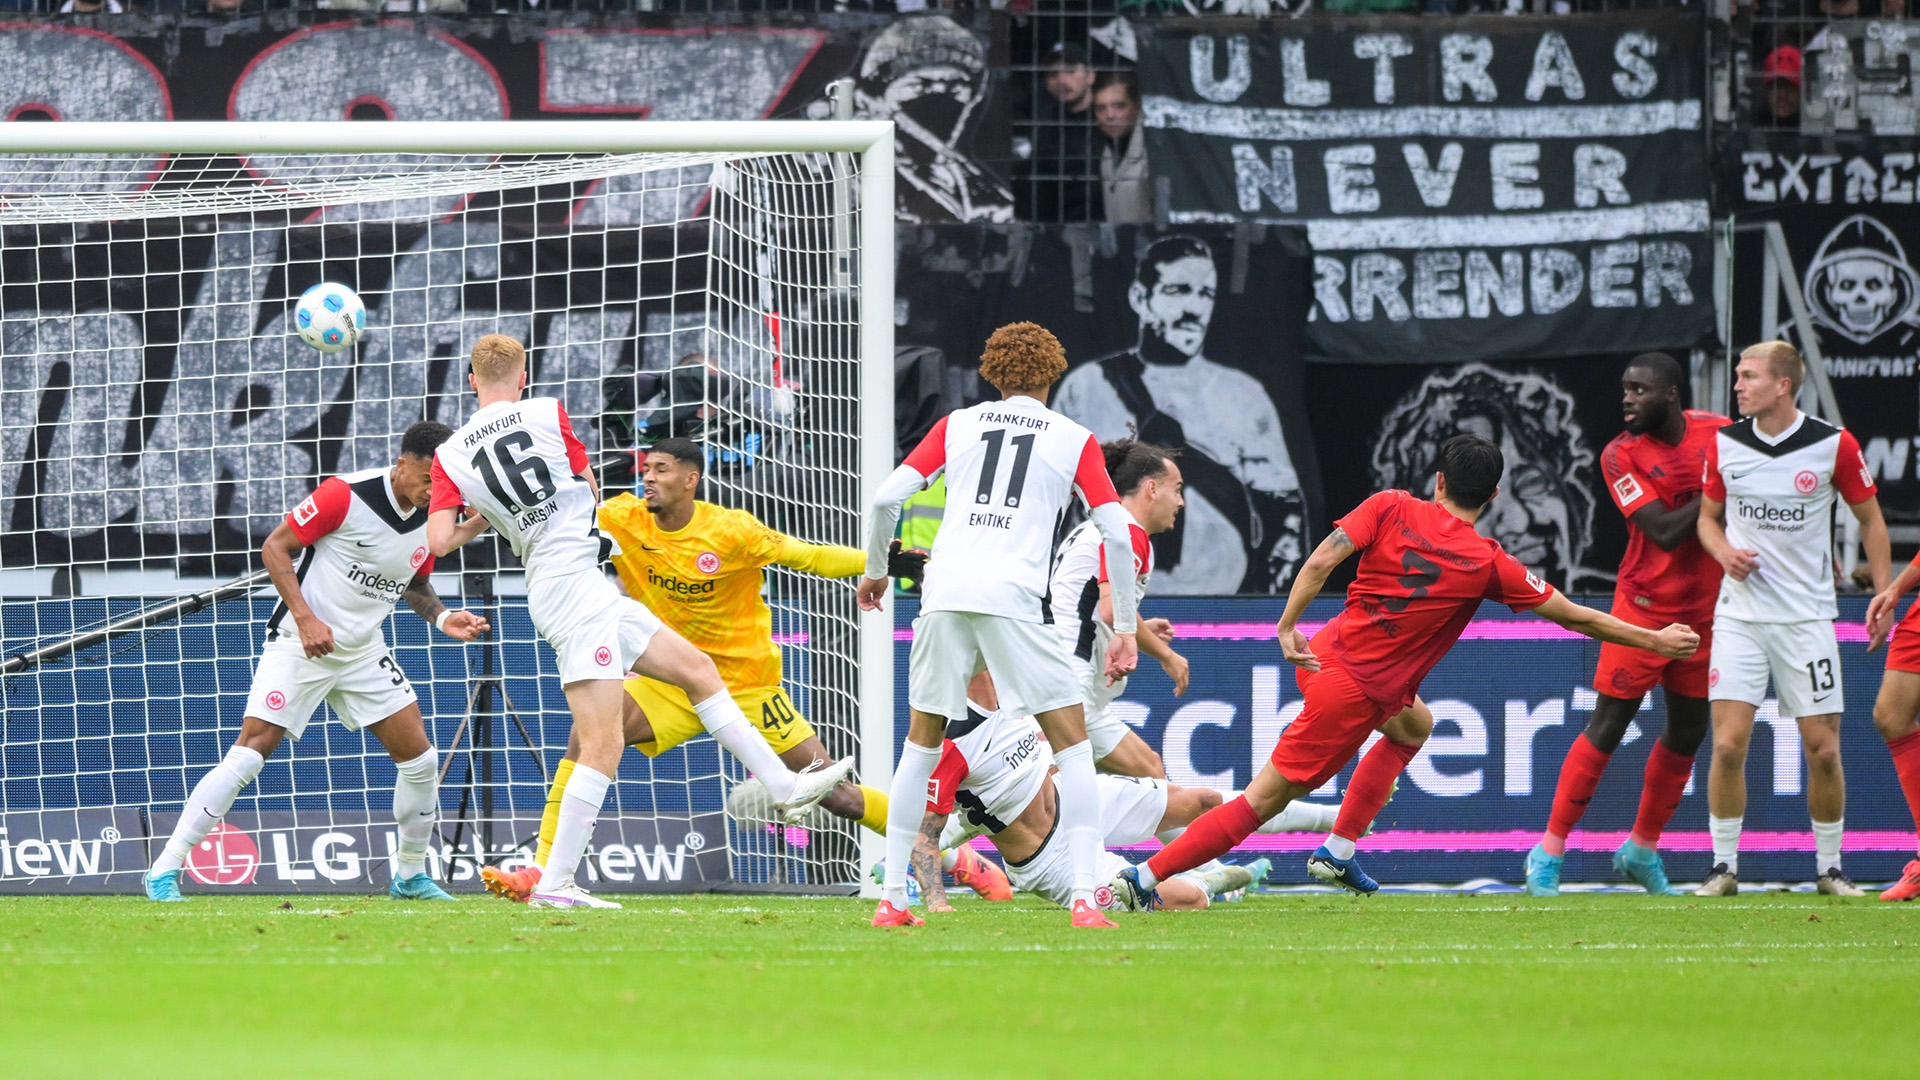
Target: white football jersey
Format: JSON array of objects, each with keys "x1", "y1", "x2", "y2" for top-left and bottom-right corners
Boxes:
[
  {"x1": 903, "y1": 397, "x2": 1120, "y2": 624},
  {"x1": 1704, "y1": 413, "x2": 1876, "y2": 623},
  {"x1": 430, "y1": 397, "x2": 612, "y2": 581},
  {"x1": 271, "y1": 467, "x2": 434, "y2": 651},
  {"x1": 1050, "y1": 511, "x2": 1153, "y2": 708},
  {"x1": 925, "y1": 704, "x2": 1049, "y2": 834}
]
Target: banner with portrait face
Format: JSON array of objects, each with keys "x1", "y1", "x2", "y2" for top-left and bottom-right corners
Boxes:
[
  {"x1": 1729, "y1": 133, "x2": 1920, "y2": 521},
  {"x1": 895, "y1": 223, "x2": 1321, "y2": 595},
  {"x1": 1304, "y1": 355, "x2": 1645, "y2": 593},
  {"x1": 1134, "y1": 14, "x2": 1715, "y2": 363}
]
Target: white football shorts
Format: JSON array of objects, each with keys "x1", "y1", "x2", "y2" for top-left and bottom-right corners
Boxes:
[
  {"x1": 908, "y1": 609, "x2": 1084, "y2": 722},
  {"x1": 244, "y1": 639, "x2": 416, "y2": 739},
  {"x1": 530, "y1": 569, "x2": 662, "y2": 685},
  {"x1": 1002, "y1": 774, "x2": 1171, "y2": 911},
  {"x1": 1708, "y1": 615, "x2": 1843, "y2": 719}
]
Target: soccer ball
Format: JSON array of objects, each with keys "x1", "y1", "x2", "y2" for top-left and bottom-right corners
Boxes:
[{"x1": 293, "y1": 282, "x2": 365, "y2": 353}]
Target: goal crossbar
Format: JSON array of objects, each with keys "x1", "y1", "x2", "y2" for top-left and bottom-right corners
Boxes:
[{"x1": 0, "y1": 120, "x2": 897, "y2": 156}]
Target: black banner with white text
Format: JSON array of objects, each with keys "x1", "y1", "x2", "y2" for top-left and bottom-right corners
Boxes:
[{"x1": 1136, "y1": 14, "x2": 1714, "y2": 362}]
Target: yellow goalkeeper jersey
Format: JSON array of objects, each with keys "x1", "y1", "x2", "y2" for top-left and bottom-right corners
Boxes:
[{"x1": 598, "y1": 494, "x2": 866, "y2": 692}]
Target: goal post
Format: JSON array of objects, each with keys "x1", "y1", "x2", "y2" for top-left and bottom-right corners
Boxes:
[{"x1": 0, "y1": 120, "x2": 895, "y2": 896}]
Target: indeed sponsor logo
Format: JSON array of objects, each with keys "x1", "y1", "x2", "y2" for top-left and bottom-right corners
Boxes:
[
  {"x1": 347, "y1": 563, "x2": 408, "y2": 596},
  {"x1": 647, "y1": 566, "x2": 716, "y2": 597},
  {"x1": 1736, "y1": 501, "x2": 1806, "y2": 523}
]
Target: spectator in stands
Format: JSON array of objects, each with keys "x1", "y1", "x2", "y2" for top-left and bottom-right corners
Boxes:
[
  {"x1": 1094, "y1": 72, "x2": 1151, "y2": 225},
  {"x1": 1760, "y1": 45, "x2": 1802, "y2": 127},
  {"x1": 1021, "y1": 43, "x2": 1099, "y2": 222}
]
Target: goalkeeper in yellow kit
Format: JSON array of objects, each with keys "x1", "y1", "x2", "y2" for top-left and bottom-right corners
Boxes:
[{"x1": 483, "y1": 438, "x2": 1012, "y2": 902}]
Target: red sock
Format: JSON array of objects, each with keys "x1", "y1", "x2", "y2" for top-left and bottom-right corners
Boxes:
[
  {"x1": 1889, "y1": 731, "x2": 1920, "y2": 833},
  {"x1": 1146, "y1": 795, "x2": 1260, "y2": 882},
  {"x1": 1630, "y1": 740, "x2": 1695, "y2": 847},
  {"x1": 1332, "y1": 738, "x2": 1420, "y2": 841},
  {"x1": 1546, "y1": 734, "x2": 1612, "y2": 840}
]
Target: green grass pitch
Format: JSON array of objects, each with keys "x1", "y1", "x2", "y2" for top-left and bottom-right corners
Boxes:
[{"x1": 3, "y1": 890, "x2": 1912, "y2": 1078}]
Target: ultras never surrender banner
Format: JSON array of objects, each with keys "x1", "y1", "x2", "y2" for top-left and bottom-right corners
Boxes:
[{"x1": 1135, "y1": 14, "x2": 1715, "y2": 363}]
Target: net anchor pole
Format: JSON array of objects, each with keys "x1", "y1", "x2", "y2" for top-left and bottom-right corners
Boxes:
[{"x1": 436, "y1": 572, "x2": 547, "y2": 883}]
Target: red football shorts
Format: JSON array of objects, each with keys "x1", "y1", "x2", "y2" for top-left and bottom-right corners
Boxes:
[
  {"x1": 1887, "y1": 605, "x2": 1920, "y2": 674},
  {"x1": 1592, "y1": 589, "x2": 1712, "y2": 700},
  {"x1": 1270, "y1": 657, "x2": 1392, "y2": 789}
]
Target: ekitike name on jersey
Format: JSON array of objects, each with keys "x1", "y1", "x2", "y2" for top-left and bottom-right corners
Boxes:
[
  {"x1": 968, "y1": 511, "x2": 1014, "y2": 530},
  {"x1": 645, "y1": 566, "x2": 717, "y2": 598}
]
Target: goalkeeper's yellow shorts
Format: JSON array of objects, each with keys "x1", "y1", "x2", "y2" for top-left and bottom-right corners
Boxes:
[{"x1": 623, "y1": 675, "x2": 816, "y2": 758}]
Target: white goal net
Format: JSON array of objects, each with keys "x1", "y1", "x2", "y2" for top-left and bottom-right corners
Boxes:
[{"x1": 0, "y1": 121, "x2": 895, "y2": 896}]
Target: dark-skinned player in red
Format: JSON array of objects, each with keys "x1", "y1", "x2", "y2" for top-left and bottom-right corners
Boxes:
[
  {"x1": 1525, "y1": 353, "x2": 1728, "y2": 896},
  {"x1": 1112, "y1": 434, "x2": 1700, "y2": 905}
]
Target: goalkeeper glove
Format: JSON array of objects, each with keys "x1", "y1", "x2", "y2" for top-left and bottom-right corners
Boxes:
[{"x1": 886, "y1": 539, "x2": 928, "y2": 580}]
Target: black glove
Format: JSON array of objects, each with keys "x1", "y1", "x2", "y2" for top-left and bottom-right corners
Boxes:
[{"x1": 886, "y1": 538, "x2": 928, "y2": 580}]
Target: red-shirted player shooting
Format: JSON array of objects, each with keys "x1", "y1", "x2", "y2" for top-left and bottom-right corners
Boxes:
[
  {"x1": 1525, "y1": 354, "x2": 1728, "y2": 897},
  {"x1": 1858, "y1": 528, "x2": 1920, "y2": 900},
  {"x1": 1112, "y1": 434, "x2": 1699, "y2": 905}
]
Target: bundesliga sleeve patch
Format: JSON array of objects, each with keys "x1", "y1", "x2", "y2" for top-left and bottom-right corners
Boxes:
[
  {"x1": 1612, "y1": 473, "x2": 1645, "y2": 505},
  {"x1": 292, "y1": 496, "x2": 319, "y2": 526}
]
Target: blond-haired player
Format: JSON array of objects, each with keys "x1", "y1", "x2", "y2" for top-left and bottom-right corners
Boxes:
[
  {"x1": 481, "y1": 437, "x2": 1011, "y2": 902},
  {"x1": 428, "y1": 335, "x2": 852, "y2": 909}
]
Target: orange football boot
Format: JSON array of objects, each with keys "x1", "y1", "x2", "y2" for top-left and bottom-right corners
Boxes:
[
  {"x1": 1880, "y1": 859, "x2": 1920, "y2": 901},
  {"x1": 950, "y1": 845, "x2": 1013, "y2": 901},
  {"x1": 871, "y1": 899, "x2": 925, "y2": 927},
  {"x1": 481, "y1": 864, "x2": 540, "y2": 903},
  {"x1": 1071, "y1": 899, "x2": 1117, "y2": 928}
]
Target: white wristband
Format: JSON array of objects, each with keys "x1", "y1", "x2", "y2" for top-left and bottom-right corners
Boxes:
[{"x1": 435, "y1": 609, "x2": 453, "y2": 633}]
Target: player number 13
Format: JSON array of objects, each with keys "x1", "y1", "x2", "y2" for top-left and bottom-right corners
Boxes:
[{"x1": 1805, "y1": 658, "x2": 1835, "y2": 692}]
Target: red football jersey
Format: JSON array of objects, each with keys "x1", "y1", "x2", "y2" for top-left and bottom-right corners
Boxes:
[
  {"x1": 1322, "y1": 490, "x2": 1556, "y2": 712},
  {"x1": 1601, "y1": 410, "x2": 1729, "y2": 622}
]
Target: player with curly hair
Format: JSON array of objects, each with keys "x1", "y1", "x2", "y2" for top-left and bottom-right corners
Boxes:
[{"x1": 859, "y1": 321, "x2": 1142, "y2": 928}]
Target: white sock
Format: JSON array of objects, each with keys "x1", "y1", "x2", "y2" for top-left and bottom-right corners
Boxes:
[
  {"x1": 1812, "y1": 818, "x2": 1844, "y2": 875},
  {"x1": 1709, "y1": 814, "x2": 1743, "y2": 876},
  {"x1": 883, "y1": 741, "x2": 942, "y2": 907},
  {"x1": 391, "y1": 748, "x2": 439, "y2": 881},
  {"x1": 1052, "y1": 739, "x2": 1101, "y2": 905},
  {"x1": 1155, "y1": 826, "x2": 1186, "y2": 845},
  {"x1": 1322, "y1": 833, "x2": 1357, "y2": 861},
  {"x1": 940, "y1": 848, "x2": 960, "y2": 872},
  {"x1": 1259, "y1": 799, "x2": 1335, "y2": 834},
  {"x1": 1136, "y1": 863, "x2": 1160, "y2": 890},
  {"x1": 152, "y1": 745, "x2": 265, "y2": 874},
  {"x1": 537, "y1": 764, "x2": 611, "y2": 893},
  {"x1": 693, "y1": 691, "x2": 795, "y2": 802}
]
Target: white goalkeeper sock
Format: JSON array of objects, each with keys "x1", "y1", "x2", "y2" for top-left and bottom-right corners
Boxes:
[
  {"x1": 693, "y1": 691, "x2": 795, "y2": 803},
  {"x1": 883, "y1": 741, "x2": 942, "y2": 907},
  {"x1": 537, "y1": 764, "x2": 611, "y2": 894},
  {"x1": 153, "y1": 745, "x2": 265, "y2": 873},
  {"x1": 1812, "y1": 818, "x2": 1844, "y2": 876},
  {"x1": 1709, "y1": 814, "x2": 1743, "y2": 877},
  {"x1": 1052, "y1": 739, "x2": 1102, "y2": 905},
  {"x1": 1257, "y1": 798, "x2": 1337, "y2": 834},
  {"x1": 391, "y1": 748, "x2": 439, "y2": 881}
]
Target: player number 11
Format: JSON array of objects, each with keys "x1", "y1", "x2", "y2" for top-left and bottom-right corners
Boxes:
[{"x1": 974, "y1": 430, "x2": 1036, "y2": 509}]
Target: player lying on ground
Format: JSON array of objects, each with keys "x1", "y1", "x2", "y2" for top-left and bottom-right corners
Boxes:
[
  {"x1": 428, "y1": 335, "x2": 851, "y2": 909},
  {"x1": 1527, "y1": 353, "x2": 1727, "y2": 897},
  {"x1": 908, "y1": 697, "x2": 1351, "y2": 913},
  {"x1": 1112, "y1": 434, "x2": 1699, "y2": 907},
  {"x1": 145, "y1": 422, "x2": 487, "y2": 903},
  {"x1": 478, "y1": 438, "x2": 939, "y2": 901},
  {"x1": 1861, "y1": 555, "x2": 1920, "y2": 901},
  {"x1": 1692, "y1": 341, "x2": 1888, "y2": 898},
  {"x1": 861, "y1": 322, "x2": 1142, "y2": 929}
]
